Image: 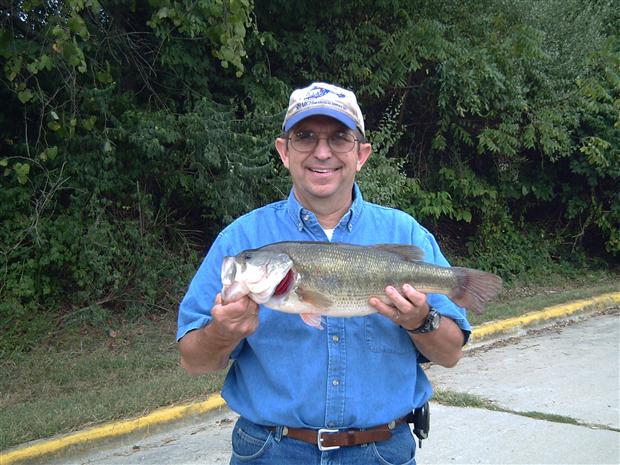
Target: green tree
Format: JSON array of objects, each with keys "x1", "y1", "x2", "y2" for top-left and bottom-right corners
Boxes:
[{"x1": 1, "y1": 0, "x2": 618, "y2": 354}]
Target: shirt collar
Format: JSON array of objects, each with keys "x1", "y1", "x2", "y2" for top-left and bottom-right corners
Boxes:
[
  {"x1": 347, "y1": 183, "x2": 364, "y2": 231},
  {"x1": 285, "y1": 183, "x2": 365, "y2": 232}
]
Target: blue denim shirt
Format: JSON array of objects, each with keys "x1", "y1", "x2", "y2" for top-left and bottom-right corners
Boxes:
[{"x1": 177, "y1": 184, "x2": 471, "y2": 429}]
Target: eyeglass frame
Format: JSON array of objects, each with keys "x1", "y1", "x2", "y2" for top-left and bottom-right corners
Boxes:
[{"x1": 282, "y1": 128, "x2": 366, "y2": 154}]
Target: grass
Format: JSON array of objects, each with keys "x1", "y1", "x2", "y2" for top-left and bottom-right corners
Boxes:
[
  {"x1": 0, "y1": 316, "x2": 225, "y2": 451},
  {"x1": 467, "y1": 269, "x2": 620, "y2": 326},
  {"x1": 433, "y1": 389, "x2": 620, "y2": 432},
  {"x1": 1, "y1": 269, "x2": 619, "y2": 451},
  {"x1": 431, "y1": 389, "x2": 497, "y2": 410}
]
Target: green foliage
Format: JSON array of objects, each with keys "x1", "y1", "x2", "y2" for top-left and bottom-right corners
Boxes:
[
  {"x1": 250, "y1": 0, "x2": 619, "y2": 263},
  {"x1": 0, "y1": 91, "x2": 281, "y2": 353},
  {"x1": 572, "y1": 37, "x2": 620, "y2": 254},
  {"x1": 0, "y1": 0, "x2": 277, "y2": 353},
  {"x1": 465, "y1": 208, "x2": 555, "y2": 277},
  {"x1": 1, "y1": 0, "x2": 619, "y2": 353},
  {"x1": 357, "y1": 101, "x2": 408, "y2": 206},
  {"x1": 147, "y1": 0, "x2": 254, "y2": 76}
]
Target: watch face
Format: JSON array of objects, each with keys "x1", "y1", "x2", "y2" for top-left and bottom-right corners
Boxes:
[
  {"x1": 429, "y1": 310, "x2": 441, "y2": 330},
  {"x1": 409, "y1": 308, "x2": 441, "y2": 333}
]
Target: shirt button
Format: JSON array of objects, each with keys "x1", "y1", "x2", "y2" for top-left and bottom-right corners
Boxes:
[
  {"x1": 303, "y1": 214, "x2": 310, "y2": 221},
  {"x1": 332, "y1": 379, "x2": 340, "y2": 386},
  {"x1": 332, "y1": 335, "x2": 339, "y2": 343}
]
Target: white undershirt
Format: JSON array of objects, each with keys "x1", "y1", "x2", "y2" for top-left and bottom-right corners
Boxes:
[{"x1": 323, "y1": 228, "x2": 335, "y2": 241}]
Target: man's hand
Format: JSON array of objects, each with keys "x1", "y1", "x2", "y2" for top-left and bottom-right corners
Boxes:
[
  {"x1": 369, "y1": 284, "x2": 465, "y2": 368},
  {"x1": 369, "y1": 284, "x2": 429, "y2": 331},
  {"x1": 179, "y1": 294, "x2": 259, "y2": 375},
  {"x1": 211, "y1": 293, "x2": 260, "y2": 339}
]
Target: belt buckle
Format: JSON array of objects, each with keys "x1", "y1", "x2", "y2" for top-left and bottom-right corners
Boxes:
[{"x1": 317, "y1": 428, "x2": 340, "y2": 451}]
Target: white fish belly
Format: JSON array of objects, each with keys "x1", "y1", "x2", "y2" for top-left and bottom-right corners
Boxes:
[{"x1": 266, "y1": 292, "x2": 384, "y2": 318}]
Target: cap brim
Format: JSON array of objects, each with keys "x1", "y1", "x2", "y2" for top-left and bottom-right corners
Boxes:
[{"x1": 284, "y1": 108, "x2": 358, "y2": 132}]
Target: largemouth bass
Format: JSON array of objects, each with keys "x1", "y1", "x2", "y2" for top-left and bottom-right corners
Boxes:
[{"x1": 221, "y1": 241, "x2": 502, "y2": 329}]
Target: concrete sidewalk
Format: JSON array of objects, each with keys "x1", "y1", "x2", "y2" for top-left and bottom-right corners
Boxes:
[
  {"x1": 419, "y1": 311, "x2": 619, "y2": 464},
  {"x1": 2, "y1": 291, "x2": 619, "y2": 465}
]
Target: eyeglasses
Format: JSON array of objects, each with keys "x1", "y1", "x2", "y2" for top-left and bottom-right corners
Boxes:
[{"x1": 288, "y1": 130, "x2": 359, "y2": 154}]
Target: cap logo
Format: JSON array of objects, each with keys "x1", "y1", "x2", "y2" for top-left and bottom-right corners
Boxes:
[
  {"x1": 295, "y1": 85, "x2": 349, "y2": 113},
  {"x1": 305, "y1": 85, "x2": 346, "y2": 100}
]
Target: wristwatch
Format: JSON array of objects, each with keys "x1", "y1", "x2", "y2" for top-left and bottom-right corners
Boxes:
[{"x1": 405, "y1": 306, "x2": 442, "y2": 334}]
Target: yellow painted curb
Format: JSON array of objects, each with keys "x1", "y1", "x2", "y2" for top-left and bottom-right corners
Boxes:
[
  {"x1": 2, "y1": 291, "x2": 619, "y2": 464},
  {"x1": 471, "y1": 291, "x2": 620, "y2": 342},
  {"x1": 0, "y1": 394, "x2": 226, "y2": 465}
]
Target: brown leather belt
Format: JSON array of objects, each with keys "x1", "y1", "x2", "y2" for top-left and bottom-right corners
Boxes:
[{"x1": 270, "y1": 416, "x2": 409, "y2": 451}]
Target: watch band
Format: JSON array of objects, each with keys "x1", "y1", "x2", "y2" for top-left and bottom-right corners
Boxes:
[{"x1": 404, "y1": 306, "x2": 442, "y2": 334}]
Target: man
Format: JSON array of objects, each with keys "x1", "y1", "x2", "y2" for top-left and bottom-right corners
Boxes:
[{"x1": 177, "y1": 82, "x2": 470, "y2": 464}]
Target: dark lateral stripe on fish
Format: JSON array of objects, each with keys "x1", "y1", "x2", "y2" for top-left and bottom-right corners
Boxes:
[{"x1": 373, "y1": 244, "x2": 425, "y2": 262}]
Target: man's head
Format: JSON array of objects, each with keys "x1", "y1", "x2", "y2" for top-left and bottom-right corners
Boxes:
[
  {"x1": 282, "y1": 82, "x2": 365, "y2": 137},
  {"x1": 276, "y1": 82, "x2": 372, "y2": 212}
]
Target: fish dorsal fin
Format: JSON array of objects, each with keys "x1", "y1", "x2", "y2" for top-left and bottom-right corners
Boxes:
[
  {"x1": 296, "y1": 286, "x2": 333, "y2": 311},
  {"x1": 374, "y1": 244, "x2": 425, "y2": 262}
]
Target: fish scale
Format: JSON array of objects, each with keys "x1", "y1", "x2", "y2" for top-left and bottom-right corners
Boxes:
[
  {"x1": 265, "y1": 243, "x2": 462, "y2": 316},
  {"x1": 221, "y1": 241, "x2": 503, "y2": 327}
]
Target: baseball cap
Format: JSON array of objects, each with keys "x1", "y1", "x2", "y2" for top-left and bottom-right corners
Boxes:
[{"x1": 282, "y1": 82, "x2": 365, "y2": 136}]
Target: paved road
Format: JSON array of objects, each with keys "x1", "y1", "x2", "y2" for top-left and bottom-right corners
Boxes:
[{"x1": 42, "y1": 311, "x2": 619, "y2": 464}]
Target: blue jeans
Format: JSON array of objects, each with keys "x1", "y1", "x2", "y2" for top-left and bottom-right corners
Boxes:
[{"x1": 229, "y1": 416, "x2": 417, "y2": 465}]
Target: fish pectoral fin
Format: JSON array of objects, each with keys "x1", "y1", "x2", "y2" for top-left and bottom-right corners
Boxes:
[
  {"x1": 296, "y1": 287, "x2": 330, "y2": 330},
  {"x1": 300, "y1": 313, "x2": 324, "y2": 330},
  {"x1": 296, "y1": 287, "x2": 333, "y2": 310},
  {"x1": 374, "y1": 244, "x2": 424, "y2": 262}
]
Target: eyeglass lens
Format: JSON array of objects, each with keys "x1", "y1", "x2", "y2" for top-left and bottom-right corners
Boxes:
[{"x1": 290, "y1": 131, "x2": 357, "y2": 153}]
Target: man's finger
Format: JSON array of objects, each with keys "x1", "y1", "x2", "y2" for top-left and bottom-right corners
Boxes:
[
  {"x1": 402, "y1": 284, "x2": 427, "y2": 307},
  {"x1": 385, "y1": 286, "x2": 416, "y2": 312}
]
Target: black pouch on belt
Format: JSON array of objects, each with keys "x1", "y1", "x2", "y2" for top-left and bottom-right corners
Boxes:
[{"x1": 406, "y1": 401, "x2": 430, "y2": 448}]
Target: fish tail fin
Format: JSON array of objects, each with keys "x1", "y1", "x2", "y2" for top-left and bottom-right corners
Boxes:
[{"x1": 448, "y1": 267, "x2": 503, "y2": 314}]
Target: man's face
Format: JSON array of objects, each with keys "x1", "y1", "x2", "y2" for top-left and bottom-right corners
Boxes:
[{"x1": 275, "y1": 116, "x2": 371, "y2": 207}]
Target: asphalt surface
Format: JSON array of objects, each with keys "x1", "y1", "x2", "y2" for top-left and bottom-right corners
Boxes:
[{"x1": 31, "y1": 309, "x2": 619, "y2": 465}]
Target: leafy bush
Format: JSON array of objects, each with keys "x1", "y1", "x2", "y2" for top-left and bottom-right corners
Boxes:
[{"x1": 1, "y1": 0, "x2": 618, "y2": 354}]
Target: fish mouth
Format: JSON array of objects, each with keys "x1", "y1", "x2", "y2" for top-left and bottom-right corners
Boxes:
[
  {"x1": 221, "y1": 281, "x2": 248, "y2": 304},
  {"x1": 221, "y1": 256, "x2": 236, "y2": 285},
  {"x1": 220, "y1": 252, "x2": 294, "y2": 304}
]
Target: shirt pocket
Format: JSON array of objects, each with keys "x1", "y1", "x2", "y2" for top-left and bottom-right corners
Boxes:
[{"x1": 365, "y1": 314, "x2": 416, "y2": 354}]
